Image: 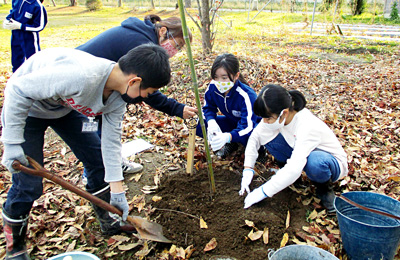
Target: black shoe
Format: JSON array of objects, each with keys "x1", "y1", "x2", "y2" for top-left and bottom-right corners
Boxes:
[
  {"x1": 215, "y1": 143, "x2": 239, "y2": 159},
  {"x1": 314, "y1": 182, "x2": 336, "y2": 214},
  {"x1": 256, "y1": 146, "x2": 268, "y2": 165}
]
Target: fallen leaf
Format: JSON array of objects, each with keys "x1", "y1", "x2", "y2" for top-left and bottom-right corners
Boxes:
[
  {"x1": 118, "y1": 242, "x2": 141, "y2": 251},
  {"x1": 200, "y1": 217, "x2": 208, "y2": 229},
  {"x1": 204, "y1": 238, "x2": 217, "y2": 252},
  {"x1": 308, "y1": 209, "x2": 318, "y2": 220},
  {"x1": 286, "y1": 210, "x2": 290, "y2": 229},
  {"x1": 245, "y1": 220, "x2": 256, "y2": 228},
  {"x1": 280, "y1": 233, "x2": 289, "y2": 248},
  {"x1": 263, "y1": 228, "x2": 269, "y2": 244},
  {"x1": 152, "y1": 196, "x2": 162, "y2": 202},
  {"x1": 247, "y1": 229, "x2": 263, "y2": 241}
]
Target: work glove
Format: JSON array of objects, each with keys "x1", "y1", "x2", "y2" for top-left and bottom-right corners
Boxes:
[
  {"x1": 3, "y1": 19, "x2": 22, "y2": 30},
  {"x1": 239, "y1": 168, "x2": 254, "y2": 196},
  {"x1": 1, "y1": 144, "x2": 29, "y2": 174},
  {"x1": 244, "y1": 185, "x2": 268, "y2": 209},
  {"x1": 206, "y1": 119, "x2": 222, "y2": 142},
  {"x1": 210, "y1": 132, "x2": 231, "y2": 151},
  {"x1": 110, "y1": 192, "x2": 129, "y2": 221}
]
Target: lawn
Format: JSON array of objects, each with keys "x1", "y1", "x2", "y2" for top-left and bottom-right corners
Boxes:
[{"x1": 0, "y1": 4, "x2": 399, "y2": 260}]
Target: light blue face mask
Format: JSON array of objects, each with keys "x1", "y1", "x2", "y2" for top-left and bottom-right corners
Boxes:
[{"x1": 211, "y1": 80, "x2": 234, "y2": 93}]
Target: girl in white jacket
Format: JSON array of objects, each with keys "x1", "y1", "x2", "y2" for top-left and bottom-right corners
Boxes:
[{"x1": 240, "y1": 84, "x2": 348, "y2": 213}]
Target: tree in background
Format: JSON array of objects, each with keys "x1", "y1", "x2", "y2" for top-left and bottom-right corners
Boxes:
[
  {"x1": 351, "y1": 0, "x2": 366, "y2": 15},
  {"x1": 185, "y1": 0, "x2": 192, "y2": 8},
  {"x1": 186, "y1": 0, "x2": 224, "y2": 54},
  {"x1": 390, "y1": 1, "x2": 399, "y2": 20}
]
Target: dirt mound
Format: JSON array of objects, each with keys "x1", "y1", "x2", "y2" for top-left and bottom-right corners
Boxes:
[{"x1": 152, "y1": 167, "x2": 309, "y2": 260}]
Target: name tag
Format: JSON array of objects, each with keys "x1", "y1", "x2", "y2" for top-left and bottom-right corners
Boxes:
[
  {"x1": 82, "y1": 117, "x2": 99, "y2": 132},
  {"x1": 25, "y1": 12, "x2": 33, "y2": 19},
  {"x1": 232, "y1": 110, "x2": 241, "y2": 117}
]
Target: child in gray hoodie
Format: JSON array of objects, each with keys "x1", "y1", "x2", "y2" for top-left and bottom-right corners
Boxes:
[{"x1": 0, "y1": 44, "x2": 170, "y2": 260}]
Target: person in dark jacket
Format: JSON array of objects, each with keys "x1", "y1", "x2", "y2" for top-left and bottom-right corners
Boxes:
[
  {"x1": 77, "y1": 14, "x2": 197, "y2": 176},
  {"x1": 3, "y1": 0, "x2": 47, "y2": 72},
  {"x1": 196, "y1": 53, "x2": 262, "y2": 159}
]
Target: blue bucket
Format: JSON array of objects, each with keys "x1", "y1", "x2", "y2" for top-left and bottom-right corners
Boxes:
[
  {"x1": 334, "y1": 191, "x2": 400, "y2": 260},
  {"x1": 47, "y1": 251, "x2": 100, "y2": 260},
  {"x1": 268, "y1": 245, "x2": 339, "y2": 260}
]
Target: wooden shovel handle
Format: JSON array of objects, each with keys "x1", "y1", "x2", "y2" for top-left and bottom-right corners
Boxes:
[
  {"x1": 337, "y1": 194, "x2": 400, "y2": 221},
  {"x1": 12, "y1": 157, "x2": 131, "y2": 222}
]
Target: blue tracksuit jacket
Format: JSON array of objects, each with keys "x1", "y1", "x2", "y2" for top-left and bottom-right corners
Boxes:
[
  {"x1": 6, "y1": 0, "x2": 47, "y2": 72},
  {"x1": 77, "y1": 17, "x2": 185, "y2": 117},
  {"x1": 202, "y1": 80, "x2": 261, "y2": 145}
]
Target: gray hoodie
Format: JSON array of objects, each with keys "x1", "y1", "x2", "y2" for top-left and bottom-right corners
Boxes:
[{"x1": 1, "y1": 48, "x2": 126, "y2": 182}]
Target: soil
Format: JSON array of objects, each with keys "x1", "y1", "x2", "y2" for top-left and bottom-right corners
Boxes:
[{"x1": 130, "y1": 150, "x2": 310, "y2": 260}]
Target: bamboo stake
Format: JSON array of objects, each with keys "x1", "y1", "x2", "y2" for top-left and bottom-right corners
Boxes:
[
  {"x1": 186, "y1": 127, "x2": 196, "y2": 174},
  {"x1": 178, "y1": 0, "x2": 216, "y2": 193}
]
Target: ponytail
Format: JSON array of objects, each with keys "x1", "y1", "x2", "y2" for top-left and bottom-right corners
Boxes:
[
  {"x1": 144, "y1": 14, "x2": 162, "y2": 24},
  {"x1": 288, "y1": 90, "x2": 306, "y2": 111}
]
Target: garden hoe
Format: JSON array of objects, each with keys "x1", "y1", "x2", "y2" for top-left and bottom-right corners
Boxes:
[{"x1": 12, "y1": 156, "x2": 171, "y2": 243}]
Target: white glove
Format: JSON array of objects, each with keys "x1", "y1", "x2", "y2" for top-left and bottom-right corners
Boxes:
[
  {"x1": 210, "y1": 132, "x2": 231, "y2": 151},
  {"x1": 244, "y1": 185, "x2": 268, "y2": 209},
  {"x1": 239, "y1": 168, "x2": 254, "y2": 196},
  {"x1": 3, "y1": 19, "x2": 22, "y2": 30},
  {"x1": 1, "y1": 144, "x2": 29, "y2": 174},
  {"x1": 206, "y1": 119, "x2": 222, "y2": 142},
  {"x1": 110, "y1": 192, "x2": 129, "y2": 221}
]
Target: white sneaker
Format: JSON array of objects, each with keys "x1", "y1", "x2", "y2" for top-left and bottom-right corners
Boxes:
[{"x1": 122, "y1": 158, "x2": 143, "y2": 174}]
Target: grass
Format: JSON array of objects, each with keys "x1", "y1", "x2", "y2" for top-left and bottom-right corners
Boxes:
[{"x1": 0, "y1": 4, "x2": 399, "y2": 72}]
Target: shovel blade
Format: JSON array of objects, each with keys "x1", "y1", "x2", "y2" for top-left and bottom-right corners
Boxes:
[{"x1": 128, "y1": 216, "x2": 171, "y2": 243}]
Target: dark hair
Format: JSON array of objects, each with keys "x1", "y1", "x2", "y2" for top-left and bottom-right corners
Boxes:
[
  {"x1": 210, "y1": 53, "x2": 249, "y2": 85},
  {"x1": 118, "y1": 43, "x2": 171, "y2": 89},
  {"x1": 145, "y1": 14, "x2": 193, "y2": 43},
  {"x1": 253, "y1": 84, "x2": 306, "y2": 118}
]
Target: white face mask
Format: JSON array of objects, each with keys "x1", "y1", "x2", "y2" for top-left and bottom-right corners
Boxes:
[
  {"x1": 261, "y1": 110, "x2": 286, "y2": 131},
  {"x1": 211, "y1": 80, "x2": 234, "y2": 93}
]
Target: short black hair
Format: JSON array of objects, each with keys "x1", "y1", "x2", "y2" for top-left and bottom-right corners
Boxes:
[{"x1": 118, "y1": 43, "x2": 171, "y2": 89}]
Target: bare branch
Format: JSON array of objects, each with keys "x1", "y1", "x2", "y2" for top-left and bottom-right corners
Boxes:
[{"x1": 185, "y1": 6, "x2": 202, "y2": 31}]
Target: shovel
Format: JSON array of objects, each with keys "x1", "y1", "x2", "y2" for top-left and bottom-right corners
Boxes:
[{"x1": 12, "y1": 156, "x2": 171, "y2": 243}]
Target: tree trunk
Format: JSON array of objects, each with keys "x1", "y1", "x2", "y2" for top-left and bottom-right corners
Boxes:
[
  {"x1": 70, "y1": 0, "x2": 77, "y2": 6},
  {"x1": 200, "y1": 0, "x2": 212, "y2": 54},
  {"x1": 185, "y1": 0, "x2": 191, "y2": 7},
  {"x1": 118, "y1": 0, "x2": 122, "y2": 7},
  {"x1": 151, "y1": 0, "x2": 155, "y2": 9}
]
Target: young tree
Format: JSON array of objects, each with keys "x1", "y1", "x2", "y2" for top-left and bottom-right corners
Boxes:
[
  {"x1": 186, "y1": 0, "x2": 224, "y2": 54},
  {"x1": 390, "y1": 1, "x2": 399, "y2": 20}
]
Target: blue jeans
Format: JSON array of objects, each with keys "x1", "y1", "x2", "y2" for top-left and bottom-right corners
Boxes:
[
  {"x1": 196, "y1": 115, "x2": 248, "y2": 146},
  {"x1": 265, "y1": 133, "x2": 340, "y2": 183},
  {"x1": 4, "y1": 111, "x2": 106, "y2": 218}
]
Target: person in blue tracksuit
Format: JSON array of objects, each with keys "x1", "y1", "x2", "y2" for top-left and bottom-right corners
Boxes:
[
  {"x1": 3, "y1": 0, "x2": 47, "y2": 72},
  {"x1": 77, "y1": 14, "x2": 197, "y2": 176},
  {"x1": 196, "y1": 53, "x2": 262, "y2": 158}
]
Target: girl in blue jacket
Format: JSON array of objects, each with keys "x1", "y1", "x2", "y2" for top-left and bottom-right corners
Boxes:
[
  {"x1": 3, "y1": 0, "x2": 47, "y2": 72},
  {"x1": 196, "y1": 53, "x2": 261, "y2": 158}
]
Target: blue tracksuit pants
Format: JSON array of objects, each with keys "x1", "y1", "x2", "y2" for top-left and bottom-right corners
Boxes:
[{"x1": 11, "y1": 30, "x2": 41, "y2": 72}]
